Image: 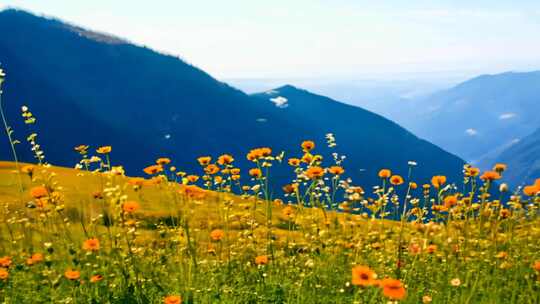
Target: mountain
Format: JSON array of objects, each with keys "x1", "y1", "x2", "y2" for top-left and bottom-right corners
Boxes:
[
  {"x1": 0, "y1": 9, "x2": 465, "y2": 191},
  {"x1": 403, "y1": 71, "x2": 540, "y2": 165},
  {"x1": 491, "y1": 127, "x2": 540, "y2": 186}
]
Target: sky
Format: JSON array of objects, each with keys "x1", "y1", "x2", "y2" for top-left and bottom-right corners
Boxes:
[{"x1": 2, "y1": 0, "x2": 540, "y2": 80}]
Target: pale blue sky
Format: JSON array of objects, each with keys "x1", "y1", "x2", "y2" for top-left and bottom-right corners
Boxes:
[{"x1": 2, "y1": 0, "x2": 540, "y2": 79}]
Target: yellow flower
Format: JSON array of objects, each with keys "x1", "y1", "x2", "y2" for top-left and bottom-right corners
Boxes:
[{"x1": 96, "y1": 146, "x2": 112, "y2": 154}]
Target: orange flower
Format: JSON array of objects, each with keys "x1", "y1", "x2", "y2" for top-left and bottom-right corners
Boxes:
[
  {"x1": 351, "y1": 265, "x2": 377, "y2": 287},
  {"x1": 210, "y1": 229, "x2": 224, "y2": 241},
  {"x1": 282, "y1": 183, "x2": 298, "y2": 194},
  {"x1": 197, "y1": 156, "x2": 212, "y2": 166},
  {"x1": 281, "y1": 205, "x2": 294, "y2": 218},
  {"x1": 247, "y1": 147, "x2": 272, "y2": 161},
  {"x1": 123, "y1": 201, "x2": 140, "y2": 213},
  {"x1": 465, "y1": 167, "x2": 480, "y2": 177},
  {"x1": 64, "y1": 269, "x2": 81, "y2": 280},
  {"x1": 426, "y1": 244, "x2": 437, "y2": 254},
  {"x1": 230, "y1": 168, "x2": 241, "y2": 175},
  {"x1": 328, "y1": 166, "x2": 345, "y2": 175},
  {"x1": 96, "y1": 146, "x2": 112, "y2": 154},
  {"x1": 381, "y1": 278, "x2": 407, "y2": 300},
  {"x1": 143, "y1": 165, "x2": 163, "y2": 175},
  {"x1": 204, "y1": 164, "x2": 220, "y2": 175},
  {"x1": 83, "y1": 238, "x2": 100, "y2": 251},
  {"x1": 431, "y1": 175, "x2": 447, "y2": 189},
  {"x1": 249, "y1": 168, "x2": 262, "y2": 178},
  {"x1": 255, "y1": 255, "x2": 269, "y2": 265},
  {"x1": 409, "y1": 243, "x2": 421, "y2": 255},
  {"x1": 288, "y1": 158, "x2": 301, "y2": 166},
  {"x1": 217, "y1": 154, "x2": 234, "y2": 165},
  {"x1": 21, "y1": 165, "x2": 35, "y2": 175},
  {"x1": 128, "y1": 178, "x2": 145, "y2": 187},
  {"x1": 156, "y1": 158, "x2": 171, "y2": 165},
  {"x1": 186, "y1": 175, "x2": 199, "y2": 183},
  {"x1": 301, "y1": 153, "x2": 313, "y2": 164},
  {"x1": 164, "y1": 295, "x2": 182, "y2": 304},
  {"x1": 523, "y1": 185, "x2": 539, "y2": 196},
  {"x1": 378, "y1": 169, "x2": 391, "y2": 179},
  {"x1": 480, "y1": 171, "x2": 501, "y2": 182},
  {"x1": 26, "y1": 253, "x2": 44, "y2": 266},
  {"x1": 533, "y1": 260, "x2": 540, "y2": 272},
  {"x1": 443, "y1": 195, "x2": 458, "y2": 208},
  {"x1": 305, "y1": 166, "x2": 325, "y2": 179},
  {"x1": 179, "y1": 185, "x2": 207, "y2": 200},
  {"x1": 301, "y1": 140, "x2": 315, "y2": 152},
  {"x1": 90, "y1": 274, "x2": 104, "y2": 283},
  {"x1": 30, "y1": 186, "x2": 48, "y2": 199},
  {"x1": 0, "y1": 268, "x2": 8, "y2": 281},
  {"x1": 0, "y1": 256, "x2": 11, "y2": 268},
  {"x1": 409, "y1": 182, "x2": 418, "y2": 190},
  {"x1": 493, "y1": 163, "x2": 507, "y2": 173},
  {"x1": 390, "y1": 175, "x2": 404, "y2": 185}
]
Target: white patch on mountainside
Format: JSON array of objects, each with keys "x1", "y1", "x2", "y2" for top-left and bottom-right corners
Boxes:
[
  {"x1": 465, "y1": 128, "x2": 478, "y2": 136},
  {"x1": 265, "y1": 90, "x2": 278, "y2": 95},
  {"x1": 499, "y1": 113, "x2": 517, "y2": 120},
  {"x1": 270, "y1": 96, "x2": 288, "y2": 108}
]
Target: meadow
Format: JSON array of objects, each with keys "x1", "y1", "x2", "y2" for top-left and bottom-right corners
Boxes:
[{"x1": 0, "y1": 72, "x2": 539, "y2": 303}]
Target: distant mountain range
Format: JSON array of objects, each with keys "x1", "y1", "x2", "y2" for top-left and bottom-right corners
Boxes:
[
  {"x1": 0, "y1": 9, "x2": 465, "y2": 191},
  {"x1": 402, "y1": 71, "x2": 540, "y2": 162}
]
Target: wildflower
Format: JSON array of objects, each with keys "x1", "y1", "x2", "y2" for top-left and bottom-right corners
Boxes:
[
  {"x1": 21, "y1": 165, "x2": 35, "y2": 176},
  {"x1": 465, "y1": 167, "x2": 480, "y2": 177},
  {"x1": 30, "y1": 186, "x2": 48, "y2": 199},
  {"x1": 390, "y1": 175, "x2": 404, "y2": 185},
  {"x1": 283, "y1": 183, "x2": 298, "y2": 194},
  {"x1": 74, "y1": 145, "x2": 89, "y2": 154},
  {"x1": 26, "y1": 253, "x2": 44, "y2": 266},
  {"x1": 217, "y1": 154, "x2": 234, "y2": 165},
  {"x1": 422, "y1": 295, "x2": 433, "y2": 303},
  {"x1": 186, "y1": 175, "x2": 199, "y2": 183},
  {"x1": 288, "y1": 158, "x2": 301, "y2": 166},
  {"x1": 450, "y1": 278, "x2": 461, "y2": 286},
  {"x1": 156, "y1": 158, "x2": 171, "y2": 165},
  {"x1": 90, "y1": 274, "x2": 103, "y2": 283},
  {"x1": 249, "y1": 168, "x2": 262, "y2": 178},
  {"x1": 381, "y1": 278, "x2": 407, "y2": 300},
  {"x1": 533, "y1": 261, "x2": 540, "y2": 272},
  {"x1": 499, "y1": 183, "x2": 509, "y2": 192},
  {"x1": 64, "y1": 269, "x2": 81, "y2": 280},
  {"x1": 204, "y1": 164, "x2": 220, "y2": 175},
  {"x1": 247, "y1": 148, "x2": 272, "y2": 161},
  {"x1": 282, "y1": 205, "x2": 294, "y2": 217},
  {"x1": 301, "y1": 140, "x2": 315, "y2": 152},
  {"x1": 164, "y1": 295, "x2": 182, "y2": 304},
  {"x1": 230, "y1": 168, "x2": 241, "y2": 175},
  {"x1": 328, "y1": 166, "x2": 345, "y2": 175},
  {"x1": 96, "y1": 146, "x2": 112, "y2": 154},
  {"x1": 305, "y1": 166, "x2": 325, "y2": 179},
  {"x1": 83, "y1": 238, "x2": 100, "y2": 251},
  {"x1": 179, "y1": 185, "x2": 207, "y2": 199},
  {"x1": 143, "y1": 165, "x2": 163, "y2": 175},
  {"x1": 351, "y1": 265, "x2": 377, "y2": 287},
  {"x1": 197, "y1": 156, "x2": 212, "y2": 166},
  {"x1": 523, "y1": 185, "x2": 539, "y2": 196},
  {"x1": 255, "y1": 255, "x2": 269, "y2": 265},
  {"x1": 0, "y1": 256, "x2": 11, "y2": 268},
  {"x1": 408, "y1": 243, "x2": 421, "y2": 255},
  {"x1": 426, "y1": 244, "x2": 437, "y2": 254},
  {"x1": 122, "y1": 201, "x2": 140, "y2": 213},
  {"x1": 409, "y1": 182, "x2": 418, "y2": 189},
  {"x1": 210, "y1": 229, "x2": 224, "y2": 241},
  {"x1": 378, "y1": 169, "x2": 391, "y2": 179},
  {"x1": 443, "y1": 195, "x2": 458, "y2": 208},
  {"x1": 0, "y1": 269, "x2": 8, "y2": 281},
  {"x1": 431, "y1": 175, "x2": 446, "y2": 189},
  {"x1": 301, "y1": 153, "x2": 313, "y2": 164},
  {"x1": 493, "y1": 163, "x2": 507, "y2": 173},
  {"x1": 480, "y1": 171, "x2": 501, "y2": 182}
]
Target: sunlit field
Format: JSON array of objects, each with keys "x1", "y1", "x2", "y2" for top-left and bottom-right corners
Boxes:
[{"x1": 0, "y1": 72, "x2": 540, "y2": 303}]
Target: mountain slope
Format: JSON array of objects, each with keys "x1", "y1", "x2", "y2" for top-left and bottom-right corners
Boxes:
[
  {"x1": 0, "y1": 9, "x2": 464, "y2": 190},
  {"x1": 491, "y1": 127, "x2": 540, "y2": 186},
  {"x1": 405, "y1": 71, "x2": 540, "y2": 164}
]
